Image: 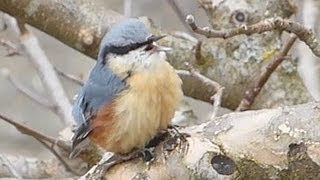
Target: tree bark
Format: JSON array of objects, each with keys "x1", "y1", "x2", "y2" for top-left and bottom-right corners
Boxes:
[
  {"x1": 0, "y1": 154, "x2": 74, "y2": 178},
  {"x1": 81, "y1": 102, "x2": 320, "y2": 179}
]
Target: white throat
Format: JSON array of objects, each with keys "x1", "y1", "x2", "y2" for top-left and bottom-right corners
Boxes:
[{"x1": 107, "y1": 49, "x2": 167, "y2": 77}]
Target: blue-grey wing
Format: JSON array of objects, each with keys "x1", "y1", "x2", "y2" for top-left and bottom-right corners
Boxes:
[{"x1": 70, "y1": 63, "x2": 126, "y2": 157}]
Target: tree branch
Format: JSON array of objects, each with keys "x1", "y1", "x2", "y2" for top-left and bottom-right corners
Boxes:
[
  {"x1": 186, "y1": 14, "x2": 320, "y2": 58},
  {"x1": 1, "y1": 68, "x2": 56, "y2": 110},
  {"x1": 165, "y1": 0, "x2": 195, "y2": 36},
  {"x1": 0, "y1": 0, "x2": 124, "y2": 58},
  {"x1": 0, "y1": 153, "x2": 76, "y2": 178},
  {"x1": 0, "y1": 154, "x2": 22, "y2": 179},
  {"x1": 7, "y1": 18, "x2": 74, "y2": 126},
  {"x1": 0, "y1": 37, "x2": 20, "y2": 56},
  {"x1": 236, "y1": 34, "x2": 298, "y2": 111},
  {"x1": 123, "y1": 0, "x2": 132, "y2": 17},
  {"x1": 0, "y1": 113, "x2": 70, "y2": 151},
  {"x1": 177, "y1": 63, "x2": 224, "y2": 118},
  {"x1": 85, "y1": 102, "x2": 320, "y2": 179},
  {"x1": 35, "y1": 138, "x2": 80, "y2": 175},
  {"x1": 54, "y1": 66, "x2": 84, "y2": 86}
]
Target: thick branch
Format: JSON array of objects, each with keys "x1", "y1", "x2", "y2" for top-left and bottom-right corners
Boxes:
[
  {"x1": 0, "y1": 154, "x2": 74, "y2": 179},
  {"x1": 186, "y1": 15, "x2": 320, "y2": 58},
  {"x1": 0, "y1": 0, "x2": 124, "y2": 58},
  {"x1": 83, "y1": 102, "x2": 320, "y2": 179}
]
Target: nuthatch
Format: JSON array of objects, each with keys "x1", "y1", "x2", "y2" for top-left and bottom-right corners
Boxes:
[{"x1": 70, "y1": 19, "x2": 183, "y2": 158}]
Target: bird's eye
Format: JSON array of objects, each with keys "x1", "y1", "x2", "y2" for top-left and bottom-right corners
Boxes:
[{"x1": 144, "y1": 44, "x2": 154, "y2": 51}]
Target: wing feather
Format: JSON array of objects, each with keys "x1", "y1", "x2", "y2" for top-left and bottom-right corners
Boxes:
[{"x1": 70, "y1": 62, "x2": 126, "y2": 155}]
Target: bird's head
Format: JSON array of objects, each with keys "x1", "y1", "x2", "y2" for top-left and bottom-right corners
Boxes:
[{"x1": 98, "y1": 19, "x2": 170, "y2": 71}]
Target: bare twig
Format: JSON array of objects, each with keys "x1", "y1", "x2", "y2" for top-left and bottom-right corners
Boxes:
[
  {"x1": 210, "y1": 86, "x2": 224, "y2": 119},
  {"x1": 0, "y1": 113, "x2": 70, "y2": 151},
  {"x1": 166, "y1": 0, "x2": 195, "y2": 36},
  {"x1": 186, "y1": 14, "x2": 320, "y2": 58},
  {"x1": 54, "y1": 66, "x2": 84, "y2": 86},
  {"x1": 35, "y1": 138, "x2": 79, "y2": 175},
  {"x1": 170, "y1": 31, "x2": 203, "y2": 64},
  {"x1": 1, "y1": 68, "x2": 56, "y2": 109},
  {"x1": 194, "y1": 40, "x2": 204, "y2": 65},
  {"x1": 181, "y1": 63, "x2": 224, "y2": 118},
  {"x1": 236, "y1": 35, "x2": 298, "y2": 111},
  {"x1": 0, "y1": 37, "x2": 20, "y2": 56},
  {"x1": 0, "y1": 154, "x2": 22, "y2": 179},
  {"x1": 123, "y1": 0, "x2": 132, "y2": 17},
  {"x1": 7, "y1": 17, "x2": 74, "y2": 126}
]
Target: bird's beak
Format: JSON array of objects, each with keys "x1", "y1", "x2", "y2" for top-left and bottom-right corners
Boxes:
[
  {"x1": 148, "y1": 35, "x2": 172, "y2": 52},
  {"x1": 148, "y1": 35, "x2": 166, "y2": 42}
]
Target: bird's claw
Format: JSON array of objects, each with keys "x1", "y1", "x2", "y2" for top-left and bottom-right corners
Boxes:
[
  {"x1": 164, "y1": 125, "x2": 190, "y2": 154},
  {"x1": 138, "y1": 147, "x2": 156, "y2": 162}
]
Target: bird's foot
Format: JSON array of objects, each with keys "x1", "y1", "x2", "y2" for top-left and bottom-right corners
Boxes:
[
  {"x1": 164, "y1": 125, "x2": 190, "y2": 153},
  {"x1": 86, "y1": 148, "x2": 156, "y2": 180},
  {"x1": 84, "y1": 153, "x2": 124, "y2": 180},
  {"x1": 120, "y1": 147, "x2": 156, "y2": 163}
]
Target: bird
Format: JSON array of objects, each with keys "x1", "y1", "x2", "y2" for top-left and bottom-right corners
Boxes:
[{"x1": 70, "y1": 19, "x2": 183, "y2": 158}]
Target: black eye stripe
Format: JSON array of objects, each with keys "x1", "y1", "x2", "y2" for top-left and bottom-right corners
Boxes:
[
  {"x1": 99, "y1": 35, "x2": 165, "y2": 64},
  {"x1": 109, "y1": 42, "x2": 147, "y2": 55},
  {"x1": 108, "y1": 35, "x2": 165, "y2": 55}
]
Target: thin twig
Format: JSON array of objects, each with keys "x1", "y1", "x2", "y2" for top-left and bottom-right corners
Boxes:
[
  {"x1": 183, "y1": 63, "x2": 224, "y2": 118},
  {"x1": 54, "y1": 66, "x2": 84, "y2": 86},
  {"x1": 170, "y1": 31, "x2": 204, "y2": 64},
  {"x1": 194, "y1": 40, "x2": 204, "y2": 65},
  {"x1": 186, "y1": 14, "x2": 320, "y2": 58},
  {"x1": 236, "y1": 34, "x2": 298, "y2": 111},
  {"x1": 166, "y1": 0, "x2": 196, "y2": 36},
  {"x1": 0, "y1": 154, "x2": 22, "y2": 179},
  {"x1": 0, "y1": 37, "x2": 20, "y2": 56},
  {"x1": 35, "y1": 138, "x2": 79, "y2": 175},
  {"x1": 0, "y1": 113, "x2": 70, "y2": 151},
  {"x1": 8, "y1": 17, "x2": 74, "y2": 126},
  {"x1": 210, "y1": 86, "x2": 224, "y2": 119},
  {"x1": 0, "y1": 112, "x2": 77, "y2": 175},
  {"x1": 1, "y1": 68, "x2": 56, "y2": 109}
]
